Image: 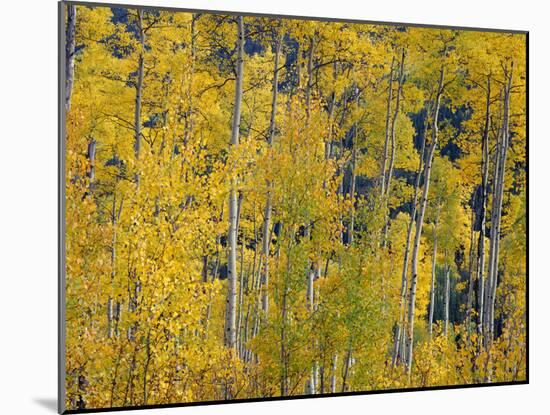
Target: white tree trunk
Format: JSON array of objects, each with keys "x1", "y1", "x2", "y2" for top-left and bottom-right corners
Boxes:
[
  {"x1": 380, "y1": 59, "x2": 394, "y2": 197},
  {"x1": 311, "y1": 361, "x2": 319, "y2": 394},
  {"x1": 280, "y1": 233, "x2": 294, "y2": 396},
  {"x1": 224, "y1": 16, "x2": 245, "y2": 350},
  {"x1": 268, "y1": 28, "x2": 283, "y2": 147},
  {"x1": 348, "y1": 147, "x2": 357, "y2": 244},
  {"x1": 133, "y1": 9, "x2": 145, "y2": 185},
  {"x1": 465, "y1": 207, "x2": 476, "y2": 337},
  {"x1": 108, "y1": 195, "x2": 116, "y2": 339},
  {"x1": 260, "y1": 28, "x2": 283, "y2": 316},
  {"x1": 385, "y1": 50, "x2": 405, "y2": 201},
  {"x1": 305, "y1": 36, "x2": 315, "y2": 120},
  {"x1": 326, "y1": 88, "x2": 336, "y2": 160},
  {"x1": 473, "y1": 75, "x2": 491, "y2": 341},
  {"x1": 484, "y1": 137, "x2": 500, "y2": 341},
  {"x1": 87, "y1": 140, "x2": 96, "y2": 192},
  {"x1": 428, "y1": 207, "x2": 440, "y2": 339},
  {"x1": 330, "y1": 354, "x2": 338, "y2": 393},
  {"x1": 405, "y1": 66, "x2": 445, "y2": 375},
  {"x1": 444, "y1": 263, "x2": 451, "y2": 337},
  {"x1": 485, "y1": 67, "x2": 513, "y2": 346},
  {"x1": 236, "y1": 240, "x2": 245, "y2": 354},
  {"x1": 391, "y1": 129, "x2": 426, "y2": 367},
  {"x1": 65, "y1": 5, "x2": 77, "y2": 111},
  {"x1": 307, "y1": 268, "x2": 315, "y2": 312}
]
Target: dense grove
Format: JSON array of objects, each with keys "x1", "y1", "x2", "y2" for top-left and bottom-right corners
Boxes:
[{"x1": 64, "y1": 4, "x2": 527, "y2": 410}]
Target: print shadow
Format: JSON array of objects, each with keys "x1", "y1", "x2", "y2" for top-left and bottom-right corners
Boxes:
[{"x1": 34, "y1": 398, "x2": 57, "y2": 413}]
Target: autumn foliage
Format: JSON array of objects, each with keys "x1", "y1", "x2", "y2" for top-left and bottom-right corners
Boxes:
[{"x1": 63, "y1": 4, "x2": 527, "y2": 410}]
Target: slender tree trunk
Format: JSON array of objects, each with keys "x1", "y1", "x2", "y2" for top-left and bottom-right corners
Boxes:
[
  {"x1": 392, "y1": 127, "x2": 427, "y2": 367},
  {"x1": 465, "y1": 202, "x2": 477, "y2": 337},
  {"x1": 307, "y1": 268, "x2": 315, "y2": 312},
  {"x1": 330, "y1": 354, "x2": 338, "y2": 393},
  {"x1": 305, "y1": 36, "x2": 315, "y2": 120},
  {"x1": 303, "y1": 34, "x2": 319, "y2": 395},
  {"x1": 260, "y1": 28, "x2": 283, "y2": 316},
  {"x1": 484, "y1": 83, "x2": 509, "y2": 344},
  {"x1": 326, "y1": 88, "x2": 336, "y2": 160},
  {"x1": 268, "y1": 28, "x2": 283, "y2": 147},
  {"x1": 142, "y1": 331, "x2": 151, "y2": 404},
  {"x1": 224, "y1": 16, "x2": 245, "y2": 350},
  {"x1": 65, "y1": 5, "x2": 77, "y2": 111},
  {"x1": 108, "y1": 193, "x2": 117, "y2": 339},
  {"x1": 305, "y1": 360, "x2": 319, "y2": 395},
  {"x1": 348, "y1": 87, "x2": 360, "y2": 246},
  {"x1": 444, "y1": 262, "x2": 451, "y2": 337},
  {"x1": 86, "y1": 140, "x2": 96, "y2": 193},
  {"x1": 380, "y1": 59, "x2": 394, "y2": 196},
  {"x1": 405, "y1": 66, "x2": 445, "y2": 375},
  {"x1": 484, "y1": 134, "x2": 499, "y2": 342},
  {"x1": 348, "y1": 146, "x2": 357, "y2": 244},
  {"x1": 485, "y1": 67, "x2": 513, "y2": 347},
  {"x1": 183, "y1": 14, "x2": 197, "y2": 147},
  {"x1": 474, "y1": 75, "x2": 492, "y2": 343},
  {"x1": 201, "y1": 255, "x2": 208, "y2": 283},
  {"x1": 319, "y1": 361, "x2": 325, "y2": 394},
  {"x1": 259, "y1": 199, "x2": 272, "y2": 314},
  {"x1": 428, "y1": 206, "x2": 440, "y2": 339},
  {"x1": 236, "y1": 241, "x2": 245, "y2": 354},
  {"x1": 306, "y1": 263, "x2": 316, "y2": 395},
  {"x1": 385, "y1": 50, "x2": 405, "y2": 202},
  {"x1": 280, "y1": 281, "x2": 288, "y2": 396},
  {"x1": 124, "y1": 16, "x2": 149, "y2": 375},
  {"x1": 280, "y1": 232, "x2": 294, "y2": 396},
  {"x1": 242, "y1": 303, "x2": 251, "y2": 360},
  {"x1": 341, "y1": 340, "x2": 353, "y2": 392},
  {"x1": 133, "y1": 9, "x2": 145, "y2": 186},
  {"x1": 108, "y1": 191, "x2": 123, "y2": 339},
  {"x1": 313, "y1": 360, "x2": 319, "y2": 393},
  {"x1": 107, "y1": 297, "x2": 113, "y2": 339}
]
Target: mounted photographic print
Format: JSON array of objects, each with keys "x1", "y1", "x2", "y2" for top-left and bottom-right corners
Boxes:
[{"x1": 59, "y1": 1, "x2": 528, "y2": 413}]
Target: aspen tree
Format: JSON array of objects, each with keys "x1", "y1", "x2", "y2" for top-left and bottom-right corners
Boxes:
[
  {"x1": 65, "y1": 4, "x2": 76, "y2": 111},
  {"x1": 406, "y1": 65, "x2": 445, "y2": 375},
  {"x1": 485, "y1": 65, "x2": 513, "y2": 347},
  {"x1": 428, "y1": 206, "x2": 440, "y2": 339},
  {"x1": 385, "y1": 50, "x2": 406, "y2": 202},
  {"x1": 134, "y1": 9, "x2": 145, "y2": 182},
  {"x1": 474, "y1": 75, "x2": 492, "y2": 340},
  {"x1": 225, "y1": 15, "x2": 245, "y2": 350},
  {"x1": 260, "y1": 25, "x2": 284, "y2": 316},
  {"x1": 443, "y1": 262, "x2": 451, "y2": 337},
  {"x1": 380, "y1": 59, "x2": 394, "y2": 197},
  {"x1": 392, "y1": 129, "x2": 426, "y2": 367},
  {"x1": 63, "y1": 9, "x2": 527, "y2": 405}
]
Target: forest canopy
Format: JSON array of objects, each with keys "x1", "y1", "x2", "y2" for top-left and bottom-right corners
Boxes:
[{"x1": 63, "y1": 3, "x2": 527, "y2": 411}]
